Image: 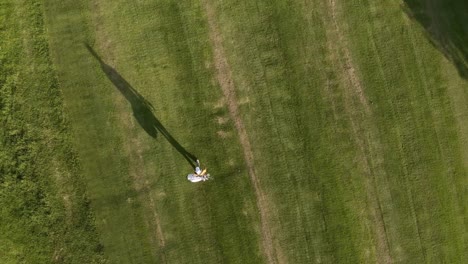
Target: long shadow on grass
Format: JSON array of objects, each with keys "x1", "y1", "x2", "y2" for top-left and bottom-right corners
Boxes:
[
  {"x1": 85, "y1": 44, "x2": 198, "y2": 168},
  {"x1": 402, "y1": 0, "x2": 468, "y2": 78}
]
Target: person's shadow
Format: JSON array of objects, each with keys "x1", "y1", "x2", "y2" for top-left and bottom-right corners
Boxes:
[{"x1": 85, "y1": 44, "x2": 198, "y2": 168}]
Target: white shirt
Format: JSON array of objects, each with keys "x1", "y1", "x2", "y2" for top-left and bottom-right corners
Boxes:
[{"x1": 187, "y1": 174, "x2": 207, "y2": 182}]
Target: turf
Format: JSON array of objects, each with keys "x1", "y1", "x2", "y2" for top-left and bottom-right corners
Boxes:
[
  {"x1": 0, "y1": 0, "x2": 103, "y2": 263},
  {"x1": 3, "y1": 0, "x2": 467, "y2": 263}
]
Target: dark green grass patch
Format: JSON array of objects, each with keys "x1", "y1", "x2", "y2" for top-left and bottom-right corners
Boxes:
[{"x1": 0, "y1": 1, "x2": 103, "y2": 263}]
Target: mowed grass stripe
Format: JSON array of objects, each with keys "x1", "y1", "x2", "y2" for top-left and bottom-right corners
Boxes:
[
  {"x1": 322, "y1": 0, "x2": 393, "y2": 262},
  {"x1": 45, "y1": 0, "x2": 265, "y2": 263},
  {"x1": 43, "y1": 1, "x2": 169, "y2": 263},
  {"x1": 341, "y1": 0, "x2": 468, "y2": 262},
  {"x1": 202, "y1": 0, "x2": 279, "y2": 263},
  {"x1": 91, "y1": 1, "x2": 264, "y2": 262},
  {"x1": 208, "y1": 0, "x2": 378, "y2": 262},
  {"x1": 88, "y1": 1, "x2": 168, "y2": 260}
]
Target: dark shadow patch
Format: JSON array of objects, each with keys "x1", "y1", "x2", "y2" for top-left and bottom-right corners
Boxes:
[
  {"x1": 402, "y1": 0, "x2": 468, "y2": 78},
  {"x1": 85, "y1": 44, "x2": 198, "y2": 168}
]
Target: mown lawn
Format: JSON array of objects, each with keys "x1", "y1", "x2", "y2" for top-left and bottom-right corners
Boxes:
[
  {"x1": 44, "y1": 0, "x2": 262, "y2": 263},
  {"x1": 2, "y1": 0, "x2": 467, "y2": 263}
]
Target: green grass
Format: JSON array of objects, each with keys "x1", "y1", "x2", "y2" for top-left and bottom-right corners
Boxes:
[
  {"x1": 340, "y1": 1, "x2": 467, "y2": 262},
  {"x1": 2, "y1": 0, "x2": 467, "y2": 263},
  {"x1": 43, "y1": 0, "x2": 262, "y2": 263},
  {"x1": 203, "y1": 0, "x2": 467, "y2": 262},
  {"x1": 0, "y1": 1, "x2": 103, "y2": 263}
]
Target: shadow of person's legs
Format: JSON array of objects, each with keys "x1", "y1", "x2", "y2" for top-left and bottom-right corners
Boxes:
[{"x1": 85, "y1": 44, "x2": 198, "y2": 168}]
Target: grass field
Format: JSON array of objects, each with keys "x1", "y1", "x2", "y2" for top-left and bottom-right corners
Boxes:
[
  {"x1": 2, "y1": 0, "x2": 467, "y2": 263},
  {"x1": 0, "y1": 1, "x2": 103, "y2": 263}
]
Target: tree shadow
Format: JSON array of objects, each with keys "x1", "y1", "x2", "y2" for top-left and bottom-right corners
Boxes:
[
  {"x1": 402, "y1": 0, "x2": 468, "y2": 78},
  {"x1": 85, "y1": 44, "x2": 198, "y2": 168}
]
